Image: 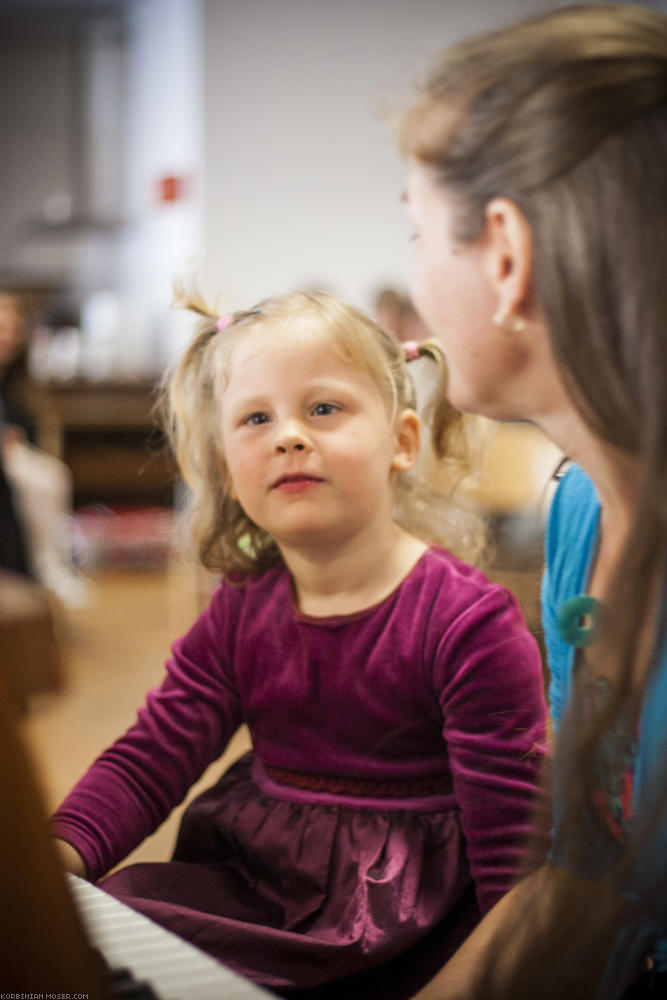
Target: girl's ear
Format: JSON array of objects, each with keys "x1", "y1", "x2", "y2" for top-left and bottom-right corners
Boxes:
[
  {"x1": 482, "y1": 197, "x2": 534, "y2": 321},
  {"x1": 391, "y1": 408, "x2": 420, "y2": 473}
]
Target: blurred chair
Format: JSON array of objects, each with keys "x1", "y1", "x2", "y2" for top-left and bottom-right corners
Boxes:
[
  {"x1": 460, "y1": 420, "x2": 562, "y2": 543},
  {"x1": 466, "y1": 421, "x2": 563, "y2": 678}
]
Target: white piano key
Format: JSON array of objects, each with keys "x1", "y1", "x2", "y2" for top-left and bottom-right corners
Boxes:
[{"x1": 66, "y1": 873, "x2": 274, "y2": 1000}]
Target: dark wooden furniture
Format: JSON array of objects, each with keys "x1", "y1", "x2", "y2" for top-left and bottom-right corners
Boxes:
[
  {"x1": 29, "y1": 379, "x2": 176, "y2": 506},
  {"x1": 0, "y1": 569, "x2": 61, "y2": 705},
  {"x1": 0, "y1": 571, "x2": 108, "y2": 994}
]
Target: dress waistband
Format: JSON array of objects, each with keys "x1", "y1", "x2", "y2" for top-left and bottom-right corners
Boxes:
[{"x1": 262, "y1": 763, "x2": 453, "y2": 799}]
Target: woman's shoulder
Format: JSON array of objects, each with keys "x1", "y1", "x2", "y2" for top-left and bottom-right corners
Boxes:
[
  {"x1": 548, "y1": 464, "x2": 599, "y2": 539},
  {"x1": 550, "y1": 463, "x2": 599, "y2": 518},
  {"x1": 545, "y1": 463, "x2": 600, "y2": 595}
]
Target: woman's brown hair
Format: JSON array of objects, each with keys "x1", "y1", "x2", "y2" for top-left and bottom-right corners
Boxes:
[{"x1": 399, "y1": 4, "x2": 667, "y2": 990}]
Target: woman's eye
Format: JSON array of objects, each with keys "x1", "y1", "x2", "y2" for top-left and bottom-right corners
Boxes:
[
  {"x1": 243, "y1": 412, "x2": 269, "y2": 426},
  {"x1": 312, "y1": 402, "x2": 339, "y2": 417}
]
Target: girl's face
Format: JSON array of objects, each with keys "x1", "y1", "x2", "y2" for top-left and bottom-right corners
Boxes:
[
  {"x1": 404, "y1": 160, "x2": 531, "y2": 420},
  {"x1": 220, "y1": 324, "x2": 417, "y2": 551}
]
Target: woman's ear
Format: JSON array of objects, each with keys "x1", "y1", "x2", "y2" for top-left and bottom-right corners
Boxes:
[
  {"x1": 482, "y1": 197, "x2": 534, "y2": 322},
  {"x1": 391, "y1": 408, "x2": 421, "y2": 473}
]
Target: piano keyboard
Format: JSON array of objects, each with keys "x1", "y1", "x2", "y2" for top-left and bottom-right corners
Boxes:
[{"x1": 66, "y1": 873, "x2": 274, "y2": 1000}]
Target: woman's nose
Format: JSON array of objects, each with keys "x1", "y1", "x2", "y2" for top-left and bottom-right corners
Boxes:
[{"x1": 274, "y1": 419, "x2": 311, "y2": 453}]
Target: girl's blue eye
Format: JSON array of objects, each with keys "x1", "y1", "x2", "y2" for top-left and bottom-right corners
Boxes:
[
  {"x1": 243, "y1": 412, "x2": 269, "y2": 426},
  {"x1": 312, "y1": 403, "x2": 338, "y2": 416}
]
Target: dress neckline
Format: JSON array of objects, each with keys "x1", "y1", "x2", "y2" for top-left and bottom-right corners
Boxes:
[{"x1": 291, "y1": 546, "x2": 434, "y2": 625}]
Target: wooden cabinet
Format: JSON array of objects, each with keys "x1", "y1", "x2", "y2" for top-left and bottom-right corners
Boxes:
[{"x1": 30, "y1": 380, "x2": 176, "y2": 506}]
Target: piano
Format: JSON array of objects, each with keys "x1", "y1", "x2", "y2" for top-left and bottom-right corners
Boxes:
[
  {"x1": 67, "y1": 873, "x2": 274, "y2": 999},
  {"x1": 0, "y1": 577, "x2": 272, "y2": 999}
]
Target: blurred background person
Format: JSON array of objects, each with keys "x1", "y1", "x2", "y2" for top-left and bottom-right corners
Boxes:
[{"x1": 0, "y1": 292, "x2": 92, "y2": 608}]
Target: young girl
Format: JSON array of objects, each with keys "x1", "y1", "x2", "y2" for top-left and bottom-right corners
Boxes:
[
  {"x1": 397, "y1": 5, "x2": 667, "y2": 998},
  {"x1": 52, "y1": 290, "x2": 546, "y2": 997}
]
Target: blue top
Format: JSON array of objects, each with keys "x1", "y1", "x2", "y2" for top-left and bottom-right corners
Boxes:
[{"x1": 541, "y1": 464, "x2": 667, "y2": 993}]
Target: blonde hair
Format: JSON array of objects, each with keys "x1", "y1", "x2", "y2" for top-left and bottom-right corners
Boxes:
[{"x1": 162, "y1": 284, "x2": 486, "y2": 580}]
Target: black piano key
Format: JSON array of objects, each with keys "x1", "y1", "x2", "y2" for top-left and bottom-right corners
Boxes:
[{"x1": 106, "y1": 964, "x2": 161, "y2": 999}]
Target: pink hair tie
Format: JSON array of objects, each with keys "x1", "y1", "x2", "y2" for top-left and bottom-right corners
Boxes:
[
  {"x1": 216, "y1": 314, "x2": 234, "y2": 331},
  {"x1": 403, "y1": 340, "x2": 421, "y2": 361}
]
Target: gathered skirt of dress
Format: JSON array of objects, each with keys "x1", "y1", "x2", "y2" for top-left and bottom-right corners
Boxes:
[{"x1": 99, "y1": 753, "x2": 478, "y2": 994}]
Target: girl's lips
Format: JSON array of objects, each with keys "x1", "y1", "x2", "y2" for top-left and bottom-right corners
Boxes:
[{"x1": 271, "y1": 475, "x2": 324, "y2": 493}]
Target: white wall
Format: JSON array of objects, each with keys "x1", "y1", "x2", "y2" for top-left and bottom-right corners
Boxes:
[
  {"x1": 103, "y1": 0, "x2": 666, "y2": 370},
  {"x1": 200, "y1": 0, "x2": 666, "y2": 316},
  {"x1": 116, "y1": 0, "x2": 204, "y2": 369}
]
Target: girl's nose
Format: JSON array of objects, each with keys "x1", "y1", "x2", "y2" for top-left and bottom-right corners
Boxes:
[{"x1": 274, "y1": 419, "x2": 311, "y2": 454}]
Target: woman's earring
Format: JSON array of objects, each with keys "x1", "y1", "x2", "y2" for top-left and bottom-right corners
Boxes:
[{"x1": 493, "y1": 310, "x2": 525, "y2": 333}]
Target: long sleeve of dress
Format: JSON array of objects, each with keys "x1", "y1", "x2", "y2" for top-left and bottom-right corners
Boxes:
[
  {"x1": 51, "y1": 589, "x2": 244, "y2": 881},
  {"x1": 52, "y1": 551, "x2": 547, "y2": 908},
  {"x1": 431, "y1": 584, "x2": 548, "y2": 913}
]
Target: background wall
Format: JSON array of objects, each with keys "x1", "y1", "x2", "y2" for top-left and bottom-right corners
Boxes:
[
  {"x1": 2, "y1": 0, "x2": 666, "y2": 370},
  {"x1": 117, "y1": 0, "x2": 204, "y2": 366},
  {"x1": 200, "y1": 0, "x2": 667, "y2": 316}
]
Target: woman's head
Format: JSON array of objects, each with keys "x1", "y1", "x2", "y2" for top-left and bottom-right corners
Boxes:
[
  {"x1": 399, "y1": 3, "x2": 667, "y2": 457},
  {"x1": 166, "y1": 288, "x2": 474, "y2": 578},
  {"x1": 398, "y1": 6, "x2": 667, "y2": 951}
]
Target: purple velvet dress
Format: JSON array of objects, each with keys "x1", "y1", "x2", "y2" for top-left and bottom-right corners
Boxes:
[{"x1": 53, "y1": 548, "x2": 547, "y2": 995}]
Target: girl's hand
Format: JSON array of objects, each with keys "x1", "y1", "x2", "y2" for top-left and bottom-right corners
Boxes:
[{"x1": 53, "y1": 837, "x2": 88, "y2": 879}]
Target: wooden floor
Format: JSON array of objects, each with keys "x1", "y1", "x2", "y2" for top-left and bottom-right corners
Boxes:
[{"x1": 21, "y1": 559, "x2": 251, "y2": 872}]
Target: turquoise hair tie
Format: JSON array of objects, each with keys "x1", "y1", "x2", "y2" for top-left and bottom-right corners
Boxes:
[{"x1": 556, "y1": 594, "x2": 601, "y2": 648}]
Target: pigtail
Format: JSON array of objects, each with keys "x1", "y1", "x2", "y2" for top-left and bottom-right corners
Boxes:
[
  {"x1": 160, "y1": 280, "x2": 220, "y2": 492},
  {"x1": 405, "y1": 338, "x2": 490, "y2": 488},
  {"x1": 156, "y1": 288, "x2": 223, "y2": 571},
  {"x1": 410, "y1": 340, "x2": 467, "y2": 460},
  {"x1": 157, "y1": 280, "x2": 281, "y2": 581},
  {"x1": 170, "y1": 268, "x2": 225, "y2": 321},
  {"x1": 397, "y1": 338, "x2": 491, "y2": 565}
]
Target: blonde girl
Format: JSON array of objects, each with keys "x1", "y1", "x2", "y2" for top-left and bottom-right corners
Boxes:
[{"x1": 53, "y1": 290, "x2": 546, "y2": 998}]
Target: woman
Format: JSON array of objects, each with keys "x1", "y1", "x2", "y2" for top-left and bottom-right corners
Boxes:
[{"x1": 397, "y1": 5, "x2": 667, "y2": 998}]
